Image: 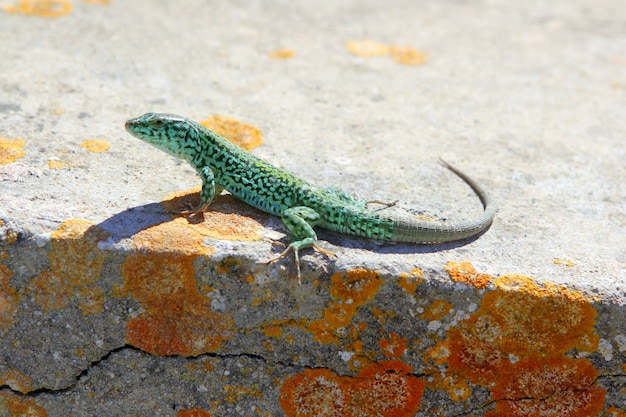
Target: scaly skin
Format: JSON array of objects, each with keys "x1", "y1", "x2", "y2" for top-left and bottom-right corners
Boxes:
[{"x1": 125, "y1": 113, "x2": 496, "y2": 279}]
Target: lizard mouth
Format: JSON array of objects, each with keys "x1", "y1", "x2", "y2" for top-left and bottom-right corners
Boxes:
[{"x1": 124, "y1": 118, "x2": 138, "y2": 131}]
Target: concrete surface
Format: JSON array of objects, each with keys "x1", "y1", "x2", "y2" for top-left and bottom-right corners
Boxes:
[{"x1": 1, "y1": 0, "x2": 625, "y2": 416}]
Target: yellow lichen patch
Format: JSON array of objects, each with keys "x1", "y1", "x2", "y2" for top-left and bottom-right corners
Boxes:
[
  {"x1": 269, "y1": 48, "x2": 295, "y2": 59},
  {"x1": 0, "y1": 137, "x2": 25, "y2": 165},
  {"x1": 378, "y1": 331, "x2": 408, "y2": 359},
  {"x1": 421, "y1": 299, "x2": 453, "y2": 321},
  {"x1": 389, "y1": 46, "x2": 428, "y2": 66},
  {"x1": 223, "y1": 384, "x2": 262, "y2": 403},
  {"x1": 370, "y1": 306, "x2": 395, "y2": 325},
  {"x1": 0, "y1": 265, "x2": 19, "y2": 332},
  {"x1": 0, "y1": 369, "x2": 33, "y2": 393},
  {"x1": 80, "y1": 139, "x2": 110, "y2": 153},
  {"x1": 0, "y1": 389, "x2": 47, "y2": 416},
  {"x1": 484, "y1": 357, "x2": 604, "y2": 417},
  {"x1": 279, "y1": 361, "x2": 425, "y2": 417},
  {"x1": 426, "y1": 340, "x2": 451, "y2": 365},
  {"x1": 441, "y1": 375, "x2": 472, "y2": 402},
  {"x1": 426, "y1": 370, "x2": 472, "y2": 402},
  {"x1": 177, "y1": 409, "x2": 212, "y2": 417},
  {"x1": 0, "y1": 221, "x2": 19, "y2": 244},
  {"x1": 444, "y1": 261, "x2": 492, "y2": 289},
  {"x1": 397, "y1": 269, "x2": 423, "y2": 295},
  {"x1": 305, "y1": 269, "x2": 382, "y2": 344},
  {"x1": 47, "y1": 159, "x2": 73, "y2": 169},
  {"x1": 82, "y1": 0, "x2": 109, "y2": 4},
  {"x1": 2, "y1": 0, "x2": 72, "y2": 17},
  {"x1": 27, "y1": 220, "x2": 108, "y2": 312},
  {"x1": 200, "y1": 115, "x2": 264, "y2": 151},
  {"x1": 76, "y1": 285, "x2": 104, "y2": 316},
  {"x1": 346, "y1": 40, "x2": 389, "y2": 57},
  {"x1": 554, "y1": 258, "x2": 575, "y2": 267},
  {"x1": 162, "y1": 190, "x2": 266, "y2": 241},
  {"x1": 118, "y1": 221, "x2": 233, "y2": 356}
]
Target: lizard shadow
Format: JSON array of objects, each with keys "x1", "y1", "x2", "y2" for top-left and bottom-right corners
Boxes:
[
  {"x1": 94, "y1": 202, "x2": 172, "y2": 242},
  {"x1": 93, "y1": 193, "x2": 491, "y2": 254}
]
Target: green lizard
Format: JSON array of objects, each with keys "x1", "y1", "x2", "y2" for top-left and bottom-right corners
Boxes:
[{"x1": 125, "y1": 113, "x2": 496, "y2": 280}]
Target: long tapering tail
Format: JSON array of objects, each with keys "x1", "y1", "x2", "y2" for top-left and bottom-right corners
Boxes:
[{"x1": 388, "y1": 159, "x2": 496, "y2": 243}]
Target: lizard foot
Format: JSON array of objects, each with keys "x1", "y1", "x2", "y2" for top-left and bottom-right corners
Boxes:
[
  {"x1": 266, "y1": 244, "x2": 336, "y2": 284},
  {"x1": 365, "y1": 199, "x2": 399, "y2": 212}
]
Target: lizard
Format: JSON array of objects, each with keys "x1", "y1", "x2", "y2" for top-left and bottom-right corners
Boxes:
[{"x1": 125, "y1": 112, "x2": 496, "y2": 280}]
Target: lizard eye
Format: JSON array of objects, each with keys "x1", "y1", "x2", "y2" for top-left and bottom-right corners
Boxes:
[{"x1": 154, "y1": 119, "x2": 163, "y2": 126}]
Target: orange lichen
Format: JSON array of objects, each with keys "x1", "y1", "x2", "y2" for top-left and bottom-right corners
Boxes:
[
  {"x1": 279, "y1": 368, "x2": 345, "y2": 417},
  {"x1": 82, "y1": 0, "x2": 109, "y2": 4},
  {"x1": 47, "y1": 159, "x2": 73, "y2": 169},
  {"x1": 447, "y1": 276, "x2": 598, "y2": 384},
  {"x1": 606, "y1": 406, "x2": 626, "y2": 417},
  {"x1": 200, "y1": 115, "x2": 263, "y2": 150},
  {"x1": 485, "y1": 357, "x2": 604, "y2": 417},
  {"x1": 128, "y1": 215, "x2": 213, "y2": 256},
  {"x1": 0, "y1": 265, "x2": 18, "y2": 332},
  {"x1": 80, "y1": 139, "x2": 110, "y2": 153},
  {"x1": 489, "y1": 275, "x2": 598, "y2": 356},
  {"x1": 329, "y1": 269, "x2": 382, "y2": 304},
  {"x1": 27, "y1": 220, "x2": 108, "y2": 312},
  {"x1": 161, "y1": 190, "x2": 266, "y2": 241},
  {"x1": 421, "y1": 299, "x2": 453, "y2": 321},
  {"x1": 397, "y1": 269, "x2": 422, "y2": 295},
  {"x1": 118, "y1": 221, "x2": 233, "y2": 356},
  {"x1": 346, "y1": 40, "x2": 389, "y2": 57},
  {"x1": 0, "y1": 389, "x2": 47, "y2": 416},
  {"x1": 444, "y1": 261, "x2": 492, "y2": 289},
  {"x1": 279, "y1": 361, "x2": 425, "y2": 417},
  {"x1": 0, "y1": 369, "x2": 33, "y2": 393},
  {"x1": 389, "y1": 46, "x2": 428, "y2": 66},
  {"x1": 440, "y1": 273, "x2": 603, "y2": 414},
  {"x1": 0, "y1": 137, "x2": 26, "y2": 165},
  {"x1": 378, "y1": 331, "x2": 408, "y2": 359},
  {"x1": 2, "y1": 0, "x2": 72, "y2": 17},
  {"x1": 261, "y1": 323, "x2": 284, "y2": 338},
  {"x1": 177, "y1": 409, "x2": 212, "y2": 417},
  {"x1": 269, "y1": 48, "x2": 295, "y2": 59},
  {"x1": 305, "y1": 269, "x2": 382, "y2": 345},
  {"x1": 306, "y1": 302, "x2": 358, "y2": 344}
]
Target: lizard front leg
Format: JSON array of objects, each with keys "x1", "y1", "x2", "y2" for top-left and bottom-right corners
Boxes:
[
  {"x1": 175, "y1": 166, "x2": 222, "y2": 216},
  {"x1": 267, "y1": 206, "x2": 335, "y2": 282}
]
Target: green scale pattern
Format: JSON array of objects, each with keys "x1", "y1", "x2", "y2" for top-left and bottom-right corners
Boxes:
[{"x1": 125, "y1": 113, "x2": 496, "y2": 278}]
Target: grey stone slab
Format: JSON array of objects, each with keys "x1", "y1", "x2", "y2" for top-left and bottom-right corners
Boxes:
[{"x1": 1, "y1": 0, "x2": 625, "y2": 416}]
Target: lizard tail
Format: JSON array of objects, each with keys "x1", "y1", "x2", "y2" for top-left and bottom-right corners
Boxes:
[{"x1": 389, "y1": 159, "x2": 497, "y2": 243}]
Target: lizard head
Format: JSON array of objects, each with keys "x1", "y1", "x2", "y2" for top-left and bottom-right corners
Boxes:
[{"x1": 125, "y1": 112, "x2": 200, "y2": 161}]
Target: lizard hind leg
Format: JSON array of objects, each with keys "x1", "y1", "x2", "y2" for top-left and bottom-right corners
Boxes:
[{"x1": 266, "y1": 206, "x2": 335, "y2": 283}]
